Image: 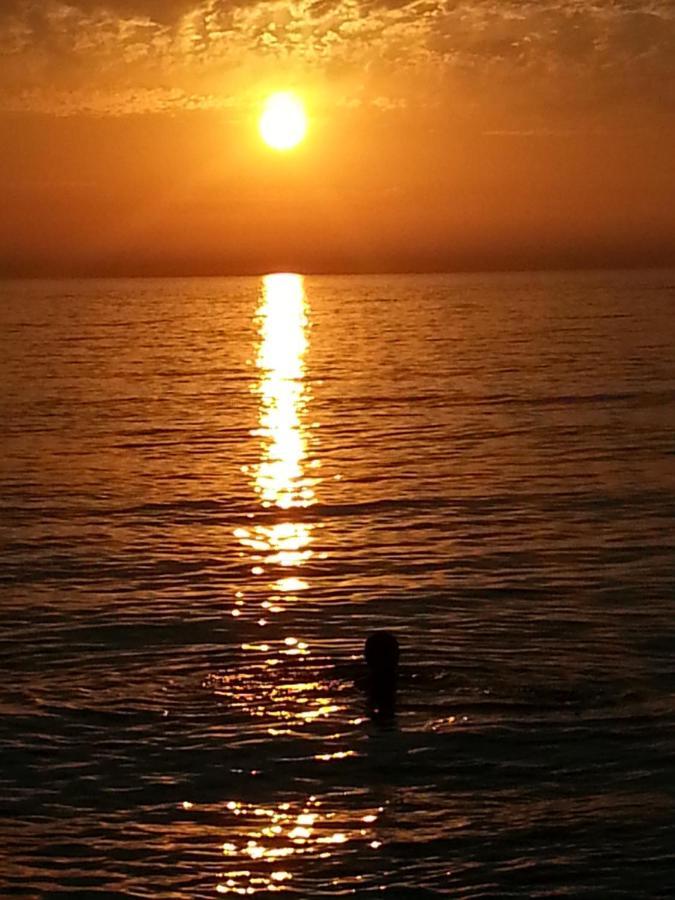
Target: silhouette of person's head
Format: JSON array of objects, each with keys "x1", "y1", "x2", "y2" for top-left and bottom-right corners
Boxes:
[
  {"x1": 364, "y1": 631, "x2": 399, "y2": 721},
  {"x1": 365, "y1": 631, "x2": 399, "y2": 673}
]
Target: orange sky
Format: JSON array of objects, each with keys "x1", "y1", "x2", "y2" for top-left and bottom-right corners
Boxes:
[{"x1": 1, "y1": 0, "x2": 674, "y2": 275}]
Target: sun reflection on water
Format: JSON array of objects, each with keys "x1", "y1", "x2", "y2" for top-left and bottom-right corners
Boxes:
[
  {"x1": 234, "y1": 273, "x2": 319, "y2": 620},
  {"x1": 214, "y1": 797, "x2": 384, "y2": 895},
  {"x1": 254, "y1": 273, "x2": 314, "y2": 511},
  {"x1": 202, "y1": 276, "x2": 381, "y2": 896},
  {"x1": 206, "y1": 635, "x2": 345, "y2": 736}
]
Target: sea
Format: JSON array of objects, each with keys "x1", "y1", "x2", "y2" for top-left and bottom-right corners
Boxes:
[{"x1": 1, "y1": 270, "x2": 674, "y2": 898}]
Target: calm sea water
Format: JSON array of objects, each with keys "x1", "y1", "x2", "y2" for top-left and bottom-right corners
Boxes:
[{"x1": 1, "y1": 271, "x2": 674, "y2": 898}]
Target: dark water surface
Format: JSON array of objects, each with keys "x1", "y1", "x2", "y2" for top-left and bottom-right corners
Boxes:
[{"x1": 1, "y1": 271, "x2": 674, "y2": 898}]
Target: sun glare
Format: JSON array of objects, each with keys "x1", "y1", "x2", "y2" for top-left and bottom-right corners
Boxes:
[{"x1": 259, "y1": 93, "x2": 307, "y2": 151}]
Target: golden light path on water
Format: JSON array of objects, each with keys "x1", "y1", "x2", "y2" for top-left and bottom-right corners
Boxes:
[
  {"x1": 212, "y1": 275, "x2": 376, "y2": 894},
  {"x1": 253, "y1": 273, "x2": 314, "y2": 512},
  {"x1": 214, "y1": 798, "x2": 384, "y2": 896},
  {"x1": 235, "y1": 273, "x2": 319, "y2": 600}
]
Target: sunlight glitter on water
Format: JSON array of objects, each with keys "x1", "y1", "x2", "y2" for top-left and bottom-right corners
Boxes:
[
  {"x1": 214, "y1": 797, "x2": 383, "y2": 895},
  {"x1": 251, "y1": 273, "x2": 317, "y2": 512},
  {"x1": 233, "y1": 273, "x2": 320, "y2": 628},
  {"x1": 207, "y1": 662, "x2": 343, "y2": 731}
]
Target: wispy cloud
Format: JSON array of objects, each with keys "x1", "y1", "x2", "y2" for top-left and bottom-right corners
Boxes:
[{"x1": 0, "y1": 0, "x2": 673, "y2": 115}]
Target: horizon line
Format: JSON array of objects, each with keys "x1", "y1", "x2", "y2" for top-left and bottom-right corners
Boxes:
[{"x1": 2, "y1": 261, "x2": 675, "y2": 281}]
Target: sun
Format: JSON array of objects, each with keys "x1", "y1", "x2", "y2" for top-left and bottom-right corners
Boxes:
[{"x1": 259, "y1": 92, "x2": 307, "y2": 151}]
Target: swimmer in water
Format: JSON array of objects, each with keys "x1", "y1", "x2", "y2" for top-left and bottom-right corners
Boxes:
[{"x1": 363, "y1": 631, "x2": 399, "y2": 721}]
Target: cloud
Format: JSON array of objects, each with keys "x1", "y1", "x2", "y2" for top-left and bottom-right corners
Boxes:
[
  {"x1": 0, "y1": 0, "x2": 673, "y2": 115},
  {"x1": 0, "y1": 84, "x2": 236, "y2": 115}
]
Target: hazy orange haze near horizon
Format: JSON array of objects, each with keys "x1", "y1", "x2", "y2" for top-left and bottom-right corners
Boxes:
[{"x1": 1, "y1": 0, "x2": 674, "y2": 275}]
